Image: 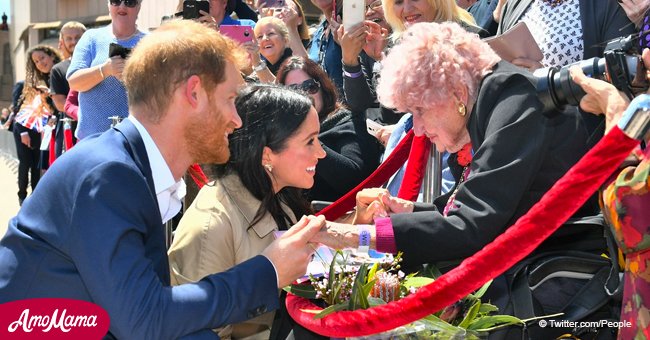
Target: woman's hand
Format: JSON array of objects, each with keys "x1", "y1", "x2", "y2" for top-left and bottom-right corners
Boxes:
[
  {"x1": 197, "y1": 10, "x2": 219, "y2": 30},
  {"x1": 363, "y1": 21, "x2": 388, "y2": 62},
  {"x1": 310, "y1": 221, "x2": 364, "y2": 250},
  {"x1": 511, "y1": 57, "x2": 543, "y2": 71},
  {"x1": 274, "y1": 6, "x2": 300, "y2": 29},
  {"x1": 338, "y1": 23, "x2": 368, "y2": 66},
  {"x1": 374, "y1": 124, "x2": 395, "y2": 146},
  {"x1": 354, "y1": 188, "x2": 414, "y2": 224},
  {"x1": 618, "y1": 0, "x2": 650, "y2": 27},
  {"x1": 242, "y1": 41, "x2": 262, "y2": 68},
  {"x1": 104, "y1": 56, "x2": 126, "y2": 81},
  {"x1": 20, "y1": 133, "x2": 31, "y2": 148}
]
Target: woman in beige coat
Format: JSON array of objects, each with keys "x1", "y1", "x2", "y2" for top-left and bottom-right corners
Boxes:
[{"x1": 168, "y1": 84, "x2": 326, "y2": 339}]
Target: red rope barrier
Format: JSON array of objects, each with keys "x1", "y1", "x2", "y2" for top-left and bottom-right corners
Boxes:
[
  {"x1": 316, "y1": 131, "x2": 415, "y2": 220},
  {"x1": 64, "y1": 124, "x2": 74, "y2": 151},
  {"x1": 397, "y1": 136, "x2": 430, "y2": 201},
  {"x1": 288, "y1": 126, "x2": 640, "y2": 337}
]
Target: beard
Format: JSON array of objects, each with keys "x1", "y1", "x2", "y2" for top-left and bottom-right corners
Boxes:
[{"x1": 184, "y1": 104, "x2": 232, "y2": 165}]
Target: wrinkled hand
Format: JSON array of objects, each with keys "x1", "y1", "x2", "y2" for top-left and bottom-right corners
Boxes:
[
  {"x1": 20, "y1": 133, "x2": 31, "y2": 148},
  {"x1": 511, "y1": 57, "x2": 543, "y2": 71},
  {"x1": 311, "y1": 221, "x2": 364, "y2": 250},
  {"x1": 338, "y1": 23, "x2": 368, "y2": 66},
  {"x1": 363, "y1": 21, "x2": 388, "y2": 62},
  {"x1": 262, "y1": 215, "x2": 325, "y2": 287},
  {"x1": 354, "y1": 188, "x2": 415, "y2": 224},
  {"x1": 104, "y1": 56, "x2": 126, "y2": 81},
  {"x1": 619, "y1": 0, "x2": 650, "y2": 27}
]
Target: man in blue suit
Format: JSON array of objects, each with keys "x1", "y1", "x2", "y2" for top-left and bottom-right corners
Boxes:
[{"x1": 0, "y1": 21, "x2": 324, "y2": 339}]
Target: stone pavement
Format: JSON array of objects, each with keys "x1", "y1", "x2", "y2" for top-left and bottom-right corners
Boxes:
[{"x1": 0, "y1": 151, "x2": 19, "y2": 238}]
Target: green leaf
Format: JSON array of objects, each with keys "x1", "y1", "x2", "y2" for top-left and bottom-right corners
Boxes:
[
  {"x1": 421, "y1": 263, "x2": 443, "y2": 279},
  {"x1": 467, "y1": 315, "x2": 524, "y2": 331},
  {"x1": 362, "y1": 279, "x2": 376, "y2": 298},
  {"x1": 458, "y1": 300, "x2": 481, "y2": 329},
  {"x1": 367, "y1": 262, "x2": 379, "y2": 284},
  {"x1": 478, "y1": 303, "x2": 499, "y2": 314},
  {"x1": 283, "y1": 284, "x2": 317, "y2": 299},
  {"x1": 367, "y1": 297, "x2": 387, "y2": 306},
  {"x1": 473, "y1": 280, "x2": 493, "y2": 299},
  {"x1": 314, "y1": 302, "x2": 349, "y2": 319},
  {"x1": 402, "y1": 276, "x2": 435, "y2": 289},
  {"x1": 421, "y1": 314, "x2": 462, "y2": 333},
  {"x1": 349, "y1": 264, "x2": 370, "y2": 310}
]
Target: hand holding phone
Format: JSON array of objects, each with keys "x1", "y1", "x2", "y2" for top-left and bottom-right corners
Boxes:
[
  {"x1": 183, "y1": 0, "x2": 211, "y2": 20},
  {"x1": 366, "y1": 118, "x2": 384, "y2": 136}
]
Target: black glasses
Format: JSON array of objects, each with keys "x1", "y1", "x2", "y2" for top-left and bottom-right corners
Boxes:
[
  {"x1": 365, "y1": 0, "x2": 382, "y2": 12},
  {"x1": 288, "y1": 79, "x2": 320, "y2": 95},
  {"x1": 109, "y1": 0, "x2": 139, "y2": 8}
]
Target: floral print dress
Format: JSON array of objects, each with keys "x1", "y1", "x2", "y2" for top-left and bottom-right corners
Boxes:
[{"x1": 601, "y1": 147, "x2": 650, "y2": 339}]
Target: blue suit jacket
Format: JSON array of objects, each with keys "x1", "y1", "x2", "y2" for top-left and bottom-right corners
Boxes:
[{"x1": 0, "y1": 119, "x2": 279, "y2": 339}]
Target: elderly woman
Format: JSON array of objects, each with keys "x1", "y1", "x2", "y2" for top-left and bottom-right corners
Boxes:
[
  {"x1": 316, "y1": 21, "x2": 598, "y2": 325},
  {"x1": 243, "y1": 17, "x2": 295, "y2": 83},
  {"x1": 67, "y1": 0, "x2": 146, "y2": 139}
]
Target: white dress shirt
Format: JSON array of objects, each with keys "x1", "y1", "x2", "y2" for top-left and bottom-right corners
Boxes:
[{"x1": 129, "y1": 116, "x2": 186, "y2": 223}]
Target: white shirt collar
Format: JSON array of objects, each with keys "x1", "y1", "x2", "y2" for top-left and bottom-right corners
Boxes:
[{"x1": 128, "y1": 116, "x2": 186, "y2": 223}]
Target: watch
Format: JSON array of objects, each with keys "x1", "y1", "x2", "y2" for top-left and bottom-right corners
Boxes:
[{"x1": 253, "y1": 61, "x2": 267, "y2": 72}]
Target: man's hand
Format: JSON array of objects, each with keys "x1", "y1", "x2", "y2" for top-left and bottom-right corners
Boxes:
[{"x1": 261, "y1": 215, "x2": 325, "y2": 287}]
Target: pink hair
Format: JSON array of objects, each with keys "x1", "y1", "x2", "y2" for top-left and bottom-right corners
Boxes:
[{"x1": 377, "y1": 22, "x2": 501, "y2": 113}]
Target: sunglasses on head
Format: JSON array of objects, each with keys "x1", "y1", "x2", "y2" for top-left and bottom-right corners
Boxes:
[
  {"x1": 109, "y1": 0, "x2": 139, "y2": 8},
  {"x1": 288, "y1": 79, "x2": 320, "y2": 95}
]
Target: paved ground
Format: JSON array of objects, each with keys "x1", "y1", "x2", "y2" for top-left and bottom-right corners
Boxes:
[{"x1": 0, "y1": 152, "x2": 20, "y2": 238}]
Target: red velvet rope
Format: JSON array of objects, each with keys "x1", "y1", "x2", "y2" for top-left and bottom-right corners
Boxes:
[
  {"x1": 64, "y1": 125, "x2": 74, "y2": 151},
  {"x1": 397, "y1": 136, "x2": 431, "y2": 201},
  {"x1": 316, "y1": 131, "x2": 415, "y2": 220},
  {"x1": 287, "y1": 126, "x2": 640, "y2": 337},
  {"x1": 188, "y1": 164, "x2": 209, "y2": 188}
]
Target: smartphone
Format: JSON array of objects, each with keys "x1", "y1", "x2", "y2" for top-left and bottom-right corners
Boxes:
[
  {"x1": 109, "y1": 43, "x2": 132, "y2": 59},
  {"x1": 366, "y1": 118, "x2": 384, "y2": 136},
  {"x1": 220, "y1": 25, "x2": 254, "y2": 44},
  {"x1": 183, "y1": 0, "x2": 210, "y2": 20},
  {"x1": 343, "y1": 0, "x2": 365, "y2": 30}
]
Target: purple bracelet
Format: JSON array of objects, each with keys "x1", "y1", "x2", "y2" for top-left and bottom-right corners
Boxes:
[{"x1": 343, "y1": 69, "x2": 364, "y2": 79}]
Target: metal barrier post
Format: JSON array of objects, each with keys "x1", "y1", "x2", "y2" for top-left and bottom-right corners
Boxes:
[{"x1": 422, "y1": 145, "x2": 442, "y2": 203}]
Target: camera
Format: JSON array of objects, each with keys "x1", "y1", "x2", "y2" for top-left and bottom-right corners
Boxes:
[{"x1": 534, "y1": 34, "x2": 649, "y2": 113}]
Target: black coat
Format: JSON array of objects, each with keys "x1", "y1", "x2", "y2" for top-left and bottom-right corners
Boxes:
[
  {"x1": 389, "y1": 62, "x2": 597, "y2": 268},
  {"x1": 308, "y1": 108, "x2": 383, "y2": 202}
]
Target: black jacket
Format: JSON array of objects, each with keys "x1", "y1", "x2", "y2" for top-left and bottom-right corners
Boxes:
[{"x1": 308, "y1": 108, "x2": 383, "y2": 202}]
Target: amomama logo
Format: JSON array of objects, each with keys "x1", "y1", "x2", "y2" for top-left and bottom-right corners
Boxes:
[{"x1": 0, "y1": 298, "x2": 110, "y2": 339}]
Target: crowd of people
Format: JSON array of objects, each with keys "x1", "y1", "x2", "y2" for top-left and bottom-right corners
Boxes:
[{"x1": 0, "y1": 0, "x2": 648, "y2": 339}]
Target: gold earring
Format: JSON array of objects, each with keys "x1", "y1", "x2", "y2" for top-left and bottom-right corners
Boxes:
[
  {"x1": 264, "y1": 164, "x2": 273, "y2": 172},
  {"x1": 458, "y1": 103, "x2": 466, "y2": 117}
]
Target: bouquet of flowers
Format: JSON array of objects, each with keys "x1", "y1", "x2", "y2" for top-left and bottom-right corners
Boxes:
[{"x1": 286, "y1": 251, "x2": 527, "y2": 339}]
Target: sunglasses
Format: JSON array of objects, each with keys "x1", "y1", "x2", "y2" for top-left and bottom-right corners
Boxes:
[
  {"x1": 109, "y1": 0, "x2": 140, "y2": 8},
  {"x1": 288, "y1": 79, "x2": 320, "y2": 95}
]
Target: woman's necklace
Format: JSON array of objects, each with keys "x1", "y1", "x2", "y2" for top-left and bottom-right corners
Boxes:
[
  {"x1": 113, "y1": 25, "x2": 140, "y2": 41},
  {"x1": 443, "y1": 143, "x2": 473, "y2": 217}
]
